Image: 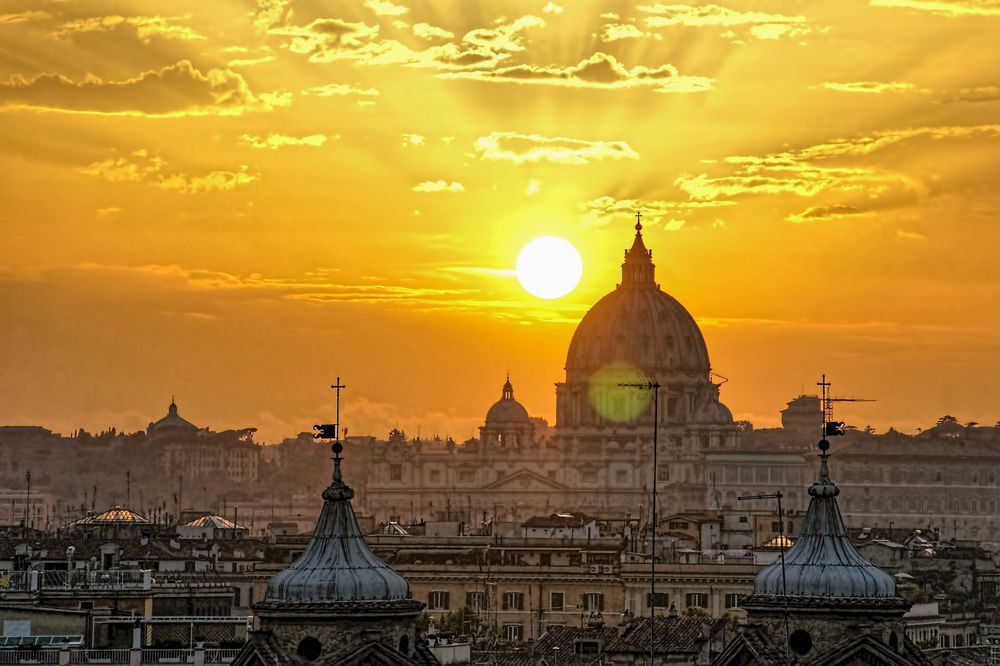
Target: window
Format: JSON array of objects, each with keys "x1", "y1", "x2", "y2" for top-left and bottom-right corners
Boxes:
[
  {"x1": 771, "y1": 521, "x2": 784, "y2": 532},
  {"x1": 616, "y1": 470, "x2": 628, "y2": 484},
  {"x1": 504, "y1": 624, "x2": 522, "y2": 642},
  {"x1": 668, "y1": 521, "x2": 689, "y2": 530},
  {"x1": 725, "y1": 593, "x2": 742, "y2": 609},
  {"x1": 429, "y1": 591, "x2": 450, "y2": 610},
  {"x1": 466, "y1": 591, "x2": 485, "y2": 610},
  {"x1": 582, "y1": 593, "x2": 604, "y2": 612},
  {"x1": 429, "y1": 469, "x2": 441, "y2": 483},
  {"x1": 389, "y1": 464, "x2": 402, "y2": 481},
  {"x1": 686, "y1": 592, "x2": 708, "y2": 609},
  {"x1": 458, "y1": 469, "x2": 474, "y2": 483},
  {"x1": 581, "y1": 470, "x2": 598, "y2": 484},
  {"x1": 658, "y1": 468, "x2": 670, "y2": 482},
  {"x1": 503, "y1": 591, "x2": 524, "y2": 611},
  {"x1": 647, "y1": 592, "x2": 669, "y2": 608},
  {"x1": 550, "y1": 591, "x2": 564, "y2": 611},
  {"x1": 739, "y1": 516, "x2": 749, "y2": 524},
  {"x1": 575, "y1": 640, "x2": 600, "y2": 655},
  {"x1": 539, "y1": 553, "x2": 551, "y2": 566}
]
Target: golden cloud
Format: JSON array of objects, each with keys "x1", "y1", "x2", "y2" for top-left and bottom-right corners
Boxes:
[
  {"x1": 302, "y1": 83, "x2": 379, "y2": 97},
  {"x1": 53, "y1": 16, "x2": 205, "y2": 42},
  {"x1": 870, "y1": 0, "x2": 1000, "y2": 16},
  {"x1": 0, "y1": 61, "x2": 288, "y2": 117},
  {"x1": 580, "y1": 195, "x2": 735, "y2": 227},
  {"x1": 821, "y1": 81, "x2": 918, "y2": 93},
  {"x1": 240, "y1": 133, "x2": 330, "y2": 149},
  {"x1": 786, "y1": 204, "x2": 872, "y2": 223},
  {"x1": 273, "y1": 14, "x2": 542, "y2": 70},
  {"x1": 0, "y1": 11, "x2": 51, "y2": 24},
  {"x1": 441, "y1": 52, "x2": 712, "y2": 92},
  {"x1": 462, "y1": 15, "x2": 544, "y2": 52},
  {"x1": 413, "y1": 180, "x2": 464, "y2": 192},
  {"x1": 412, "y1": 23, "x2": 454, "y2": 40},
  {"x1": 81, "y1": 150, "x2": 257, "y2": 193},
  {"x1": 474, "y1": 132, "x2": 639, "y2": 165},
  {"x1": 365, "y1": 0, "x2": 409, "y2": 16},
  {"x1": 253, "y1": 0, "x2": 292, "y2": 33},
  {"x1": 639, "y1": 3, "x2": 807, "y2": 26},
  {"x1": 273, "y1": 18, "x2": 381, "y2": 62},
  {"x1": 600, "y1": 23, "x2": 659, "y2": 41}
]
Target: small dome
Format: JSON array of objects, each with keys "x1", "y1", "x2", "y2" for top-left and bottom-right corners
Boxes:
[
  {"x1": 752, "y1": 444, "x2": 899, "y2": 600},
  {"x1": 485, "y1": 377, "x2": 530, "y2": 424},
  {"x1": 93, "y1": 507, "x2": 150, "y2": 524},
  {"x1": 148, "y1": 399, "x2": 198, "y2": 433},
  {"x1": 185, "y1": 515, "x2": 245, "y2": 530},
  {"x1": 264, "y1": 452, "x2": 411, "y2": 604}
]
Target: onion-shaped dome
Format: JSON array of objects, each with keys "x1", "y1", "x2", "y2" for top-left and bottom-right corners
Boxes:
[
  {"x1": 751, "y1": 440, "x2": 900, "y2": 601},
  {"x1": 565, "y1": 221, "x2": 710, "y2": 381},
  {"x1": 263, "y1": 448, "x2": 411, "y2": 604},
  {"x1": 485, "y1": 377, "x2": 530, "y2": 424}
]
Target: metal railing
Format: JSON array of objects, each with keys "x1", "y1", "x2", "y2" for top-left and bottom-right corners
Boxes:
[
  {"x1": 138, "y1": 650, "x2": 192, "y2": 664},
  {"x1": 203, "y1": 650, "x2": 239, "y2": 664},
  {"x1": 0, "y1": 571, "x2": 33, "y2": 592},
  {"x1": 68, "y1": 650, "x2": 130, "y2": 664},
  {"x1": 0, "y1": 653, "x2": 60, "y2": 665}
]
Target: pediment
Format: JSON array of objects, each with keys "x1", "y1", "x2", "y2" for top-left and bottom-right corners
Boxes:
[{"x1": 483, "y1": 468, "x2": 567, "y2": 491}]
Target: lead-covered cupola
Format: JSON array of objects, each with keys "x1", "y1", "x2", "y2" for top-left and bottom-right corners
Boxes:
[
  {"x1": 748, "y1": 437, "x2": 902, "y2": 602},
  {"x1": 240, "y1": 435, "x2": 437, "y2": 665},
  {"x1": 262, "y1": 445, "x2": 412, "y2": 604}
]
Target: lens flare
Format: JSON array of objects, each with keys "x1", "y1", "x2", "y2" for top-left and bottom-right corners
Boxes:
[{"x1": 587, "y1": 362, "x2": 652, "y2": 423}]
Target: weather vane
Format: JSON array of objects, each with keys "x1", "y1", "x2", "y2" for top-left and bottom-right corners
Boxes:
[{"x1": 313, "y1": 377, "x2": 347, "y2": 460}]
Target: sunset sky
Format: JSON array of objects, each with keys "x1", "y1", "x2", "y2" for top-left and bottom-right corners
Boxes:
[{"x1": 2, "y1": 0, "x2": 1000, "y2": 442}]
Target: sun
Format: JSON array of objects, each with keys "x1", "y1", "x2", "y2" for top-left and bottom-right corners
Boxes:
[{"x1": 515, "y1": 236, "x2": 583, "y2": 299}]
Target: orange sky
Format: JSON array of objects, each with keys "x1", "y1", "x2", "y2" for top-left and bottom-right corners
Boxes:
[{"x1": 2, "y1": 0, "x2": 1000, "y2": 442}]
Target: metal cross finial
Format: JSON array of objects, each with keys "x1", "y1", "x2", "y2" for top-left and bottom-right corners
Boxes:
[
  {"x1": 331, "y1": 375, "x2": 346, "y2": 418},
  {"x1": 635, "y1": 211, "x2": 642, "y2": 231}
]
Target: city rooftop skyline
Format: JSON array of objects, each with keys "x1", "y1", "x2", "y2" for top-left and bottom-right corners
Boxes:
[{"x1": 2, "y1": 0, "x2": 1000, "y2": 441}]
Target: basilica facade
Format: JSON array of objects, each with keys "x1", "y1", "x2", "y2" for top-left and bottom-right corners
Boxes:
[{"x1": 361, "y1": 221, "x2": 740, "y2": 525}]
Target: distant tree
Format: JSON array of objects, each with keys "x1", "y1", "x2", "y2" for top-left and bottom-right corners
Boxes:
[
  {"x1": 682, "y1": 606, "x2": 710, "y2": 618},
  {"x1": 936, "y1": 415, "x2": 959, "y2": 427}
]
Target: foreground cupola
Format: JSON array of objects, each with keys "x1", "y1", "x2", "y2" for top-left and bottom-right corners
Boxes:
[
  {"x1": 715, "y1": 437, "x2": 928, "y2": 665},
  {"x1": 236, "y1": 407, "x2": 438, "y2": 666}
]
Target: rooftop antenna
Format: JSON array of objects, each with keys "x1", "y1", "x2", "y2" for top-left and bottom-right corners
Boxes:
[
  {"x1": 617, "y1": 370, "x2": 659, "y2": 666},
  {"x1": 739, "y1": 490, "x2": 790, "y2": 665},
  {"x1": 818, "y1": 373, "x2": 876, "y2": 437}
]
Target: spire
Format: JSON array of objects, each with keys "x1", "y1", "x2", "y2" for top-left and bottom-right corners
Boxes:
[
  {"x1": 168, "y1": 397, "x2": 177, "y2": 416},
  {"x1": 322, "y1": 440, "x2": 353, "y2": 502},
  {"x1": 810, "y1": 438, "x2": 839, "y2": 499},
  {"x1": 621, "y1": 211, "x2": 655, "y2": 287},
  {"x1": 502, "y1": 375, "x2": 514, "y2": 401}
]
